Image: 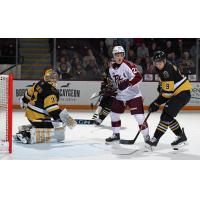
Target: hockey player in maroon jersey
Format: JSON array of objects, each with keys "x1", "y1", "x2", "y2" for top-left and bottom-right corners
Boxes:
[{"x1": 106, "y1": 46, "x2": 150, "y2": 143}]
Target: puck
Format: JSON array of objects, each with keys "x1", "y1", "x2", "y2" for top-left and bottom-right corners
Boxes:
[{"x1": 173, "y1": 148, "x2": 179, "y2": 150}]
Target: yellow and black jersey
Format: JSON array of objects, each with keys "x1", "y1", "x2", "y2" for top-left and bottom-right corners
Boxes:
[
  {"x1": 156, "y1": 61, "x2": 192, "y2": 99},
  {"x1": 23, "y1": 80, "x2": 61, "y2": 122}
]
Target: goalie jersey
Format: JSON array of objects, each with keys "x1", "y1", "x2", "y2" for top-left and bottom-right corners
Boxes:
[
  {"x1": 156, "y1": 61, "x2": 192, "y2": 103},
  {"x1": 22, "y1": 80, "x2": 61, "y2": 122}
]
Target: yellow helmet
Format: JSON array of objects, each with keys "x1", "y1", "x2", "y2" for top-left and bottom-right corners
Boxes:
[{"x1": 44, "y1": 69, "x2": 58, "y2": 87}]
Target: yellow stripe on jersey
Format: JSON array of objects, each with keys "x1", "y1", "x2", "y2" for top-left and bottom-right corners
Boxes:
[
  {"x1": 25, "y1": 107, "x2": 50, "y2": 121},
  {"x1": 174, "y1": 80, "x2": 192, "y2": 96},
  {"x1": 46, "y1": 105, "x2": 60, "y2": 113}
]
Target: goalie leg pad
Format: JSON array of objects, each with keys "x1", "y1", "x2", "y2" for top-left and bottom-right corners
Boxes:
[
  {"x1": 54, "y1": 127, "x2": 66, "y2": 142},
  {"x1": 29, "y1": 127, "x2": 66, "y2": 144}
]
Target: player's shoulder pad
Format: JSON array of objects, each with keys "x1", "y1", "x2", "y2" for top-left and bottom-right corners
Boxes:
[
  {"x1": 39, "y1": 81, "x2": 58, "y2": 97},
  {"x1": 123, "y1": 60, "x2": 137, "y2": 69},
  {"x1": 166, "y1": 61, "x2": 173, "y2": 68}
]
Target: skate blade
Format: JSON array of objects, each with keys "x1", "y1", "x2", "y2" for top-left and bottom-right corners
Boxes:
[
  {"x1": 143, "y1": 145, "x2": 155, "y2": 152},
  {"x1": 172, "y1": 141, "x2": 188, "y2": 151},
  {"x1": 105, "y1": 140, "x2": 120, "y2": 145}
]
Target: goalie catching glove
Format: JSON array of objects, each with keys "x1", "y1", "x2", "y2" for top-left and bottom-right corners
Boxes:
[{"x1": 59, "y1": 109, "x2": 77, "y2": 129}]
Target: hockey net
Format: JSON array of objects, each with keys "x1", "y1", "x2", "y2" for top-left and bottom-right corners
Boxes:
[{"x1": 0, "y1": 75, "x2": 12, "y2": 153}]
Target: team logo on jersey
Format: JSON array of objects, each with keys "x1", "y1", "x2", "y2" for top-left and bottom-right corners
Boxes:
[
  {"x1": 51, "y1": 96, "x2": 56, "y2": 103},
  {"x1": 163, "y1": 71, "x2": 169, "y2": 78}
]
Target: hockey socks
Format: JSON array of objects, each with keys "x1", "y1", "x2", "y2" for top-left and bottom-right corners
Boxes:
[
  {"x1": 154, "y1": 120, "x2": 168, "y2": 140},
  {"x1": 169, "y1": 119, "x2": 182, "y2": 136}
]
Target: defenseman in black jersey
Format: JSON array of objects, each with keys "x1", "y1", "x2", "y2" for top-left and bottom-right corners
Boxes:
[
  {"x1": 92, "y1": 66, "x2": 117, "y2": 125},
  {"x1": 147, "y1": 51, "x2": 192, "y2": 149}
]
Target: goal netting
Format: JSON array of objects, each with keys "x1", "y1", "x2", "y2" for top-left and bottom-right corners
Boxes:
[{"x1": 0, "y1": 74, "x2": 12, "y2": 153}]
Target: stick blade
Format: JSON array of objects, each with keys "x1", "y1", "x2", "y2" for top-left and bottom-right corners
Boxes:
[{"x1": 120, "y1": 139, "x2": 135, "y2": 145}]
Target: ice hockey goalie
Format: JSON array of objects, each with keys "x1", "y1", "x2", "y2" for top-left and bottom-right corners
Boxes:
[{"x1": 15, "y1": 69, "x2": 76, "y2": 144}]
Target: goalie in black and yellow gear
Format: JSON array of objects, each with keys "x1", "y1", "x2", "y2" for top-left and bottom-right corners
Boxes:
[
  {"x1": 16, "y1": 69, "x2": 76, "y2": 144},
  {"x1": 147, "y1": 51, "x2": 192, "y2": 149}
]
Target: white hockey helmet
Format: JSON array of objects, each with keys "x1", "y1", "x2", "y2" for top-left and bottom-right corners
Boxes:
[{"x1": 112, "y1": 46, "x2": 125, "y2": 57}]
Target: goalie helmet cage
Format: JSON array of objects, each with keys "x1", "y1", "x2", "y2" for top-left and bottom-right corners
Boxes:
[{"x1": 0, "y1": 74, "x2": 13, "y2": 153}]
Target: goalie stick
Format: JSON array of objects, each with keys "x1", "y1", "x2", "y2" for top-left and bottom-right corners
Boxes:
[
  {"x1": 119, "y1": 112, "x2": 151, "y2": 145},
  {"x1": 75, "y1": 119, "x2": 94, "y2": 125},
  {"x1": 33, "y1": 119, "x2": 95, "y2": 125}
]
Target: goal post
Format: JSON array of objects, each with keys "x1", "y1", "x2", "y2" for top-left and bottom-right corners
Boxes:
[{"x1": 0, "y1": 74, "x2": 13, "y2": 153}]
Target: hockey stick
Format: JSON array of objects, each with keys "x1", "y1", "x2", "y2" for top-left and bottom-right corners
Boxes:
[
  {"x1": 119, "y1": 112, "x2": 151, "y2": 145},
  {"x1": 90, "y1": 92, "x2": 99, "y2": 100},
  {"x1": 191, "y1": 96, "x2": 200, "y2": 100},
  {"x1": 32, "y1": 119, "x2": 95, "y2": 125}
]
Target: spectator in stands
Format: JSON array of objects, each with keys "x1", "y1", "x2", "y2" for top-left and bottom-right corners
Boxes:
[
  {"x1": 128, "y1": 48, "x2": 136, "y2": 63},
  {"x1": 137, "y1": 43, "x2": 149, "y2": 59},
  {"x1": 85, "y1": 58, "x2": 101, "y2": 80},
  {"x1": 101, "y1": 57, "x2": 110, "y2": 71},
  {"x1": 83, "y1": 48, "x2": 96, "y2": 68},
  {"x1": 175, "y1": 39, "x2": 184, "y2": 58},
  {"x1": 135, "y1": 62, "x2": 143, "y2": 75},
  {"x1": 164, "y1": 40, "x2": 175, "y2": 58},
  {"x1": 135, "y1": 57, "x2": 144, "y2": 74},
  {"x1": 168, "y1": 52, "x2": 179, "y2": 65},
  {"x1": 72, "y1": 57, "x2": 87, "y2": 80},
  {"x1": 149, "y1": 42, "x2": 158, "y2": 58},
  {"x1": 146, "y1": 57, "x2": 154, "y2": 74},
  {"x1": 57, "y1": 56, "x2": 72, "y2": 80},
  {"x1": 105, "y1": 38, "x2": 115, "y2": 58},
  {"x1": 98, "y1": 40, "x2": 108, "y2": 58},
  {"x1": 179, "y1": 51, "x2": 195, "y2": 75},
  {"x1": 60, "y1": 49, "x2": 68, "y2": 58},
  {"x1": 190, "y1": 43, "x2": 200, "y2": 64}
]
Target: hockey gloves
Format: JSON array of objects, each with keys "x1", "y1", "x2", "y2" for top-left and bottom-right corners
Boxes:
[
  {"x1": 148, "y1": 101, "x2": 160, "y2": 112},
  {"x1": 118, "y1": 79, "x2": 130, "y2": 91}
]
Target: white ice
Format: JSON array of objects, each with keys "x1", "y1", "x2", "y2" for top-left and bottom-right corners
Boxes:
[{"x1": 0, "y1": 110, "x2": 199, "y2": 160}]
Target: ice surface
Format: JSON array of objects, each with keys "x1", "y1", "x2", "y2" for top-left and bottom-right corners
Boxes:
[{"x1": 0, "y1": 110, "x2": 199, "y2": 160}]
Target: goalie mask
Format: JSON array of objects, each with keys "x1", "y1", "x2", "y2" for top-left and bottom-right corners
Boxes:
[{"x1": 44, "y1": 69, "x2": 58, "y2": 88}]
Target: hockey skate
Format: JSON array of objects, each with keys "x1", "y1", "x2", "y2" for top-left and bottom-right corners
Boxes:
[
  {"x1": 171, "y1": 128, "x2": 188, "y2": 150},
  {"x1": 94, "y1": 118, "x2": 102, "y2": 126},
  {"x1": 105, "y1": 133, "x2": 120, "y2": 143},
  {"x1": 143, "y1": 135, "x2": 154, "y2": 152},
  {"x1": 145, "y1": 137, "x2": 159, "y2": 147}
]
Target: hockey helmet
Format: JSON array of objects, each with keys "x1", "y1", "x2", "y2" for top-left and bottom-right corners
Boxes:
[
  {"x1": 112, "y1": 46, "x2": 125, "y2": 57},
  {"x1": 153, "y1": 51, "x2": 166, "y2": 62}
]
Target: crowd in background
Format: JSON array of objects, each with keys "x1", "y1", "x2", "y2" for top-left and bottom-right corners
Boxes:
[
  {"x1": 0, "y1": 38, "x2": 198, "y2": 81},
  {"x1": 0, "y1": 39, "x2": 16, "y2": 64},
  {"x1": 56, "y1": 38, "x2": 198, "y2": 81}
]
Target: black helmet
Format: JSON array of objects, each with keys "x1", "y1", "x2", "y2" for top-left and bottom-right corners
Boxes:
[{"x1": 153, "y1": 51, "x2": 166, "y2": 62}]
